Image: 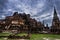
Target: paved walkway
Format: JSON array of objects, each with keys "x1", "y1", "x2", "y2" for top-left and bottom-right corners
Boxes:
[{"x1": 43, "y1": 37, "x2": 60, "y2": 40}]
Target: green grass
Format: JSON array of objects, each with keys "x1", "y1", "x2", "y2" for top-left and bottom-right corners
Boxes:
[
  {"x1": 16, "y1": 33, "x2": 28, "y2": 36},
  {"x1": 0, "y1": 33, "x2": 12, "y2": 36},
  {"x1": 30, "y1": 34, "x2": 60, "y2": 40},
  {"x1": 0, "y1": 33, "x2": 60, "y2": 40}
]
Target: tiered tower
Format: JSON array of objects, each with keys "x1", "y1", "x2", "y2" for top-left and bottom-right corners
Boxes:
[{"x1": 51, "y1": 7, "x2": 60, "y2": 33}]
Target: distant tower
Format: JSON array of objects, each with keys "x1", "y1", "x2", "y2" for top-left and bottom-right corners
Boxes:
[
  {"x1": 43, "y1": 20, "x2": 44, "y2": 25},
  {"x1": 46, "y1": 24, "x2": 49, "y2": 30},
  {"x1": 46, "y1": 24, "x2": 48, "y2": 27}
]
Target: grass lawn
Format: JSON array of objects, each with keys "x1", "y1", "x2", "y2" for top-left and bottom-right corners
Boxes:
[
  {"x1": 0, "y1": 33, "x2": 60, "y2": 40},
  {"x1": 0, "y1": 33, "x2": 12, "y2": 36},
  {"x1": 16, "y1": 33, "x2": 28, "y2": 36},
  {"x1": 30, "y1": 34, "x2": 60, "y2": 40}
]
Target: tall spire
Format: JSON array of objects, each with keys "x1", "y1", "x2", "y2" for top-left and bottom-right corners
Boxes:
[
  {"x1": 51, "y1": 6, "x2": 60, "y2": 32},
  {"x1": 53, "y1": 6, "x2": 59, "y2": 20},
  {"x1": 54, "y1": 6, "x2": 57, "y2": 17},
  {"x1": 52, "y1": 6, "x2": 59, "y2": 26}
]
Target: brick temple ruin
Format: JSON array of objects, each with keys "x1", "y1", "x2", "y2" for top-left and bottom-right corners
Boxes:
[{"x1": 0, "y1": 7, "x2": 60, "y2": 34}]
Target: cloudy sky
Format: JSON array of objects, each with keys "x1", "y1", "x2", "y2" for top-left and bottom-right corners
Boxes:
[{"x1": 0, "y1": 0, "x2": 60, "y2": 26}]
